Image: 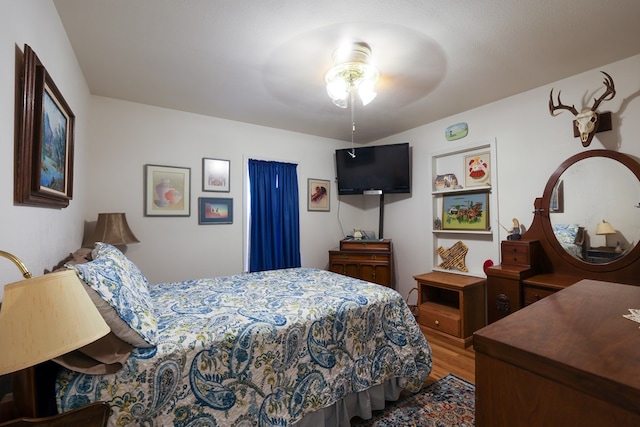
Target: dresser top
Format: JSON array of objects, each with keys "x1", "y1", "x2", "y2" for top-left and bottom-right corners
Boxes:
[{"x1": 474, "y1": 279, "x2": 640, "y2": 415}]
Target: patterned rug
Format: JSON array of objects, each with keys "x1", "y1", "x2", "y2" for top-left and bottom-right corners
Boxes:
[{"x1": 353, "y1": 374, "x2": 475, "y2": 426}]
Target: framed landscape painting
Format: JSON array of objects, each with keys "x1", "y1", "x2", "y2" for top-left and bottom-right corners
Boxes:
[
  {"x1": 15, "y1": 44, "x2": 75, "y2": 208},
  {"x1": 442, "y1": 192, "x2": 489, "y2": 231}
]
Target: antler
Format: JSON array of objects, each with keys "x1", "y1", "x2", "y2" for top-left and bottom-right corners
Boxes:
[
  {"x1": 591, "y1": 71, "x2": 616, "y2": 111},
  {"x1": 548, "y1": 89, "x2": 578, "y2": 116}
]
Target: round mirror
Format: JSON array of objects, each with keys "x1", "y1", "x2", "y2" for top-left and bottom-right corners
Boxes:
[{"x1": 541, "y1": 150, "x2": 640, "y2": 271}]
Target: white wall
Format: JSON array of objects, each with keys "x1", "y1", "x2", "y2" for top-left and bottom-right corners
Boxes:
[
  {"x1": 85, "y1": 97, "x2": 352, "y2": 284},
  {"x1": 375, "y1": 54, "x2": 640, "y2": 298},
  {"x1": 0, "y1": 0, "x2": 91, "y2": 300}
]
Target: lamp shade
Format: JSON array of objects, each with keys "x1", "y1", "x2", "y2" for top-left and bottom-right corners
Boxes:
[
  {"x1": 91, "y1": 212, "x2": 140, "y2": 245},
  {"x1": 0, "y1": 270, "x2": 110, "y2": 375},
  {"x1": 595, "y1": 220, "x2": 616, "y2": 235}
]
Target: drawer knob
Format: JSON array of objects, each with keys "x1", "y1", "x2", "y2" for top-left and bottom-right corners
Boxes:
[{"x1": 434, "y1": 320, "x2": 439, "y2": 326}]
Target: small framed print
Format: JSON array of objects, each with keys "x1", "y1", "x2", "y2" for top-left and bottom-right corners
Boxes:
[
  {"x1": 199, "y1": 197, "x2": 233, "y2": 224},
  {"x1": 144, "y1": 164, "x2": 191, "y2": 217},
  {"x1": 307, "y1": 178, "x2": 330, "y2": 212},
  {"x1": 203, "y1": 158, "x2": 230, "y2": 192},
  {"x1": 464, "y1": 152, "x2": 491, "y2": 188}
]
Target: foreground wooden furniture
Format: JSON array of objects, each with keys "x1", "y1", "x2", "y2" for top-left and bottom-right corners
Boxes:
[
  {"x1": 486, "y1": 150, "x2": 640, "y2": 324},
  {"x1": 474, "y1": 279, "x2": 640, "y2": 426},
  {"x1": 414, "y1": 271, "x2": 485, "y2": 348},
  {"x1": 0, "y1": 402, "x2": 109, "y2": 427},
  {"x1": 329, "y1": 239, "x2": 394, "y2": 288}
]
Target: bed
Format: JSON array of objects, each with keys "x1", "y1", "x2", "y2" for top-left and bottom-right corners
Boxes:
[{"x1": 53, "y1": 243, "x2": 432, "y2": 426}]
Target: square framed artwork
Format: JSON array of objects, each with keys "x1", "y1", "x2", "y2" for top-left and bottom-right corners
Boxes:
[
  {"x1": 307, "y1": 178, "x2": 330, "y2": 212},
  {"x1": 144, "y1": 164, "x2": 191, "y2": 216},
  {"x1": 15, "y1": 44, "x2": 75, "y2": 208},
  {"x1": 442, "y1": 191, "x2": 490, "y2": 231},
  {"x1": 199, "y1": 197, "x2": 233, "y2": 224},
  {"x1": 463, "y1": 152, "x2": 491, "y2": 188},
  {"x1": 203, "y1": 158, "x2": 230, "y2": 192}
]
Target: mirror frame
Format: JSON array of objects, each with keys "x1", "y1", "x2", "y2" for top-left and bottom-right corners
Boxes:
[{"x1": 540, "y1": 149, "x2": 640, "y2": 272}]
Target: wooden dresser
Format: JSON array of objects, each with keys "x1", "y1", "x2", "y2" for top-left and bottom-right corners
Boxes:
[
  {"x1": 474, "y1": 279, "x2": 640, "y2": 426},
  {"x1": 328, "y1": 239, "x2": 394, "y2": 288}
]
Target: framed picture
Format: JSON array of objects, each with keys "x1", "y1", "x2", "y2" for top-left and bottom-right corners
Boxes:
[
  {"x1": 463, "y1": 152, "x2": 491, "y2": 188},
  {"x1": 144, "y1": 164, "x2": 191, "y2": 216},
  {"x1": 199, "y1": 197, "x2": 233, "y2": 224},
  {"x1": 203, "y1": 158, "x2": 230, "y2": 192},
  {"x1": 15, "y1": 44, "x2": 75, "y2": 208},
  {"x1": 442, "y1": 192, "x2": 490, "y2": 231},
  {"x1": 307, "y1": 178, "x2": 330, "y2": 212}
]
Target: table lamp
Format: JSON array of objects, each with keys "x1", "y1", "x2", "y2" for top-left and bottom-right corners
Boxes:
[
  {"x1": 0, "y1": 251, "x2": 110, "y2": 420},
  {"x1": 90, "y1": 213, "x2": 139, "y2": 246},
  {"x1": 595, "y1": 220, "x2": 616, "y2": 247}
]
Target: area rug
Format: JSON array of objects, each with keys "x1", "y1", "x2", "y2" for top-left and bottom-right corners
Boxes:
[{"x1": 353, "y1": 373, "x2": 475, "y2": 426}]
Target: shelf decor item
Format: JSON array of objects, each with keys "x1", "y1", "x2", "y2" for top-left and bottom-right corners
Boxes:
[
  {"x1": 15, "y1": 44, "x2": 75, "y2": 208},
  {"x1": 202, "y1": 158, "x2": 230, "y2": 192},
  {"x1": 437, "y1": 240, "x2": 469, "y2": 272},
  {"x1": 144, "y1": 164, "x2": 191, "y2": 217},
  {"x1": 442, "y1": 192, "x2": 489, "y2": 231},
  {"x1": 463, "y1": 152, "x2": 490, "y2": 188}
]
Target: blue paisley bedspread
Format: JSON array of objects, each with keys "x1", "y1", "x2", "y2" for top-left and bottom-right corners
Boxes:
[{"x1": 56, "y1": 268, "x2": 432, "y2": 426}]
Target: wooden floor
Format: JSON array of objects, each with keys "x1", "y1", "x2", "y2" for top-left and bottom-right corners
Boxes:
[{"x1": 420, "y1": 327, "x2": 476, "y2": 386}]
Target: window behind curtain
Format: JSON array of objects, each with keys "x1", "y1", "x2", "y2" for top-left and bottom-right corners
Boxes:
[{"x1": 247, "y1": 159, "x2": 301, "y2": 272}]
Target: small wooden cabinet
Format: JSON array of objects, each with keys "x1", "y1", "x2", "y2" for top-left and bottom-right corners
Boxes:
[
  {"x1": 328, "y1": 239, "x2": 394, "y2": 289},
  {"x1": 414, "y1": 271, "x2": 485, "y2": 348},
  {"x1": 486, "y1": 240, "x2": 540, "y2": 324}
]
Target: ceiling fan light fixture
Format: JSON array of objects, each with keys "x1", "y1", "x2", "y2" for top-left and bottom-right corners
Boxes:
[{"x1": 325, "y1": 41, "x2": 379, "y2": 108}]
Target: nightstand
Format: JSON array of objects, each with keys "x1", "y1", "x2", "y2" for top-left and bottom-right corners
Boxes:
[
  {"x1": 414, "y1": 271, "x2": 485, "y2": 348},
  {"x1": 586, "y1": 246, "x2": 623, "y2": 263}
]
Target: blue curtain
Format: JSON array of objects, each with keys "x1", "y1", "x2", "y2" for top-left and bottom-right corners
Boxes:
[{"x1": 248, "y1": 159, "x2": 301, "y2": 272}]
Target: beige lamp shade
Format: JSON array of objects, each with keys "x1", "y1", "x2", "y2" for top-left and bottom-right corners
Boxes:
[
  {"x1": 91, "y1": 212, "x2": 140, "y2": 245},
  {"x1": 595, "y1": 220, "x2": 616, "y2": 235},
  {"x1": 0, "y1": 270, "x2": 110, "y2": 375}
]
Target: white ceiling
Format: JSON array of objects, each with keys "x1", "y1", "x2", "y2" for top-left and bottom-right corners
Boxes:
[{"x1": 53, "y1": 0, "x2": 640, "y2": 143}]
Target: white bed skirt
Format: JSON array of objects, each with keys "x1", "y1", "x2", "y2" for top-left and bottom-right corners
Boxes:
[{"x1": 293, "y1": 378, "x2": 405, "y2": 427}]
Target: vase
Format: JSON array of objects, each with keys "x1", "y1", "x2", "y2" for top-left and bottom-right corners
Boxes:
[{"x1": 155, "y1": 179, "x2": 172, "y2": 207}]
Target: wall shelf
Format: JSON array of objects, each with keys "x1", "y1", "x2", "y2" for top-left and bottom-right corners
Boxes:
[{"x1": 429, "y1": 139, "x2": 500, "y2": 277}]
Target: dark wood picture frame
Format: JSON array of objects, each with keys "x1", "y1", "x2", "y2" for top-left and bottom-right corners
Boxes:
[
  {"x1": 144, "y1": 164, "x2": 191, "y2": 217},
  {"x1": 15, "y1": 44, "x2": 75, "y2": 208}
]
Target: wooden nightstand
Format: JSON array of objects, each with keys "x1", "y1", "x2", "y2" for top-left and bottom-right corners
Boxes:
[{"x1": 414, "y1": 271, "x2": 485, "y2": 348}]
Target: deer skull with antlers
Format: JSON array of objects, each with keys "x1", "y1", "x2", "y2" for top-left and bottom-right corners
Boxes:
[{"x1": 549, "y1": 71, "x2": 616, "y2": 147}]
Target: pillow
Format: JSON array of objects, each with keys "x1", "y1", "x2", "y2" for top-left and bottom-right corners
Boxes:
[
  {"x1": 69, "y1": 256, "x2": 157, "y2": 348},
  {"x1": 552, "y1": 224, "x2": 579, "y2": 245},
  {"x1": 92, "y1": 242, "x2": 149, "y2": 288}
]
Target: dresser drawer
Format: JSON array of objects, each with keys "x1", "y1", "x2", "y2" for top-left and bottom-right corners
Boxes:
[
  {"x1": 419, "y1": 304, "x2": 461, "y2": 337},
  {"x1": 329, "y1": 252, "x2": 390, "y2": 263},
  {"x1": 340, "y1": 239, "x2": 391, "y2": 251},
  {"x1": 501, "y1": 240, "x2": 539, "y2": 268},
  {"x1": 523, "y1": 285, "x2": 556, "y2": 306}
]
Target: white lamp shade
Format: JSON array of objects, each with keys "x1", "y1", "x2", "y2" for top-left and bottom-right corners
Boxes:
[{"x1": 0, "y1": 270, "x2": 110, "y2": 375}]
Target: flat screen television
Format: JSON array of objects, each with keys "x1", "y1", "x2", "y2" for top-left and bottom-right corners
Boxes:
[{"x1": 335, "y1": 143, "x2": 411, "y2": 195}]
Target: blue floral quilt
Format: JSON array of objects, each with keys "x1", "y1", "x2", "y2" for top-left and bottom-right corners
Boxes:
[{"x1": 57, "y1": 268, "x2": 432, "y2": 426}]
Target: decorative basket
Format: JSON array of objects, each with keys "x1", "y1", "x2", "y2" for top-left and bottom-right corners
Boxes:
[{"x1": 405, "y1": 287, "x2": 419, "y2": 321}]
